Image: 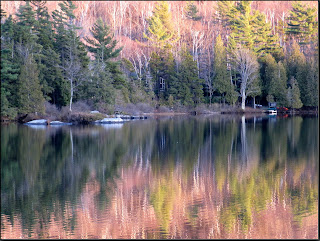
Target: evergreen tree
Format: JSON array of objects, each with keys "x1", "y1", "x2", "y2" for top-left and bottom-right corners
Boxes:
[
  {"x1": 1, "y1": 86, "x2": 17, "y2": 119},
  {"x1": 85, "y1": 17, "x2": 126, "y2": 89},
  {"x1": 251, "y1": 10, "x2": 282, "y2": 58},
  {"x1": 17, "y1": 56, "x2": 45, "y2": 115},
  {"x1": 81, "y1": 61, "x2": 115, "y2": 107},
  {"x1": 286, "y1": 1, "x2": 318, "y2": 47},
  {"x1": 213, "y1": 35, "x2": 230, "y2": 105},
  {"x1": 296, "y1": 58, "x2": 318, "y2": 107},
  {"x1": 150, "y1": 47, "x2": 177, "y2": 100},
  {"x1": 264, "y1": 54, "x2": 288, "y2": 106},
  {"x1": 225, "y1": 82, "x2": 238, "y2": 106},
  {"x1": 185, "y1": 1, "x2": 201, "y2": 21},
  {"x1": 178, "y1": 48, "x2": 204, "y2": 105},
  {"x1": 215, "y1": 1, "x2": 236, "y2": 34},
  {"x1": 146, "y1": 2, "x2": 180, "y2": 100},
  {"x1": 287, "y1": 77, "x2": 302, "y2": 109},
  {"x1": 287, "y1": 40, "x2": 305, "y2": 77},
  {"x1": 52, "y1": 1, "x2": 89, "y2": 111},
  {"x1": 143, "y1": 1, "x2": 179, "y2": 49},
  {"x1": 286, "y1": 40, "x2": 314, "y2": 107},
  {"x1": 85, "y1": 17, "x2": 123, "y2": 63},
  {"x1": 1, "y1": 14, "x2": 20, "y2": 109},
  {"x1": 220, "y1": 1, "x2": 281, "y2": 58},
  {"x1": 15, "y1": 1, "x2": 43, "y2": 64},
  {"x1": 30, "y1": 1, "x2": 68, "y2": 107}
]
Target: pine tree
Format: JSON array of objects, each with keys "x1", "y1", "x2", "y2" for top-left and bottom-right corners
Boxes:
[
  {"x1": 215, "y1": 1, "x2": 236, "y2": 34},
  {"x1": 1, "y1": 86, "x2": 17, "y2": 119},
  {"x1": 185, "y1": 1, "x2": 201, "y2": 21},
  {"x1": 29, "y1": 1, "x2": 68, "y2": 107},
  {"x1": 150, "y1": 47, "x2": 177, "y2": 100},
  {"x1": 1, "y1": 15, "x2": 20, "y2": 109},
  {"x1": 213, "y1": 35, "x2": 230, "y2": 105},
  {"x1": 85, "y1": 17, "x2": 126, "y2": 89},
  {"x1": 264, "y1": 54, "x2": 288, "y2": 106},
  {"x1": 286, "y1": 40, "x2": 314, "y2": 107},
  {"x1": 287, "y1": 77, "x2": 302, "y2": 109},
  {"x1": 251, "y1": 10, "x2": 282, "y2": 58},
  {"x1": 15, "y1": 2, "x2": 43, "y2": 62},
  {"x1": 85, "y1": 18, "x2": 123, "y2": 63},
  {"x1": 178, "y1": 48, "x2": 204, "y2": 105},
  {"x1": 1, "y1": 43, "x2": 19, "y2": 118},
  {"x1": 220, "y1": 1, "x2": 281, "y2": 58},
  {"x1": 82, "y1": 61, "x2": 115, "y2": 107},
  {"x1": 143, "y1": 1, "x2": 179, "y2": 49},
  {"x1": 17, "y1": 56, "x2": 45, "y2": 115},
  {"x1": 286, "y1": 1, "x2": 318, "y2": 47},
  {"x1": 296, "y1": 58, "x2": 318, "y2": 107},
  {"x1": 52, "y1": 1, "x2": 89, "y2": 111}
]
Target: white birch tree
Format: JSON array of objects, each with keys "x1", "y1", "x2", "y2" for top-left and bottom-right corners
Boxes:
[{"x1": 233, "y1": 47, "x2": 260, "y2": 110}]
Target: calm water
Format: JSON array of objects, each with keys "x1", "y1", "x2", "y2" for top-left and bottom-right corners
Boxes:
[{"x1": 1, "y1": 115, "x2": 318, "y2": 239}]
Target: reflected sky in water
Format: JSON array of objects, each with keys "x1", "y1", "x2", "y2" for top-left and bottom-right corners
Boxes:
[{"x1": 1, "y1": 115, "x2": 318, "y2": 239}]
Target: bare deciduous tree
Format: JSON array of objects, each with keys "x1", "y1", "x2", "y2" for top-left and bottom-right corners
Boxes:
[{"x1": 233, "y1": 48, "x2": 260, "y2": 110}]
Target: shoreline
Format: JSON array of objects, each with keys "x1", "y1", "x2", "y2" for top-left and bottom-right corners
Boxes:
[{"x1": 1, "y1": 109, "x2": 318, "y2": 125}]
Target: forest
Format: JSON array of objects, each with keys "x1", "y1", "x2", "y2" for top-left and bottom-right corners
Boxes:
[{"x1": 1, "y1": 1, "x2": 318, "y2": 120}]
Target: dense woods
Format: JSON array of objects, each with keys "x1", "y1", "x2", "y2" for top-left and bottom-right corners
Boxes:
[{"x1": 1, "y1": 1, "x2": 318, "y2": 119}]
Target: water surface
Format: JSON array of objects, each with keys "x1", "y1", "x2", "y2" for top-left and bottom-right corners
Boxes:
[{"x1": 1, "y1": 115, "x2": 318, "y2": 239}]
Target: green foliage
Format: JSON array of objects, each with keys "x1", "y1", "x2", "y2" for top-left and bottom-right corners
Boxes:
[
  {"x1": 17, "y1": 56, "x2": 46, "y2": 115},
  {"x1": 178, "y1": 48, "x2": 204, "y2": 105},
  {"x1": 287, "y1": 77, "x2": 303, "y2": 109},
  {"x1": 220, "y1": 1, "x2": 281, "y2": 57},
  {"x1": 264, "y1": 54, "x2": 288, "y2": 106},
  {"x1": 85, "y1": 17, "x2": 123, "y2": 63},
  {"x1": 185, "y1": 1, "x2": 201, "y2": 21},
  {"x1": 85, "y1": 17, "x2": 126, "y2": 91},
  {"x1": 150, "y1": 48, "x2": 177, "y2": 100},
  {"x1": 213, "y1": 34, "x2": 230, "y2": 103},
  {"x1": 82, "y1": 61, "x2": 115, "y2": 107},
  {"x1": 144, "y1": 1, "x2": 179, "y2": 49},
  {"x1": 286, "y1": 1, "x2": 318, "y2": 46},
  {"x1": 286, "y1": 40, "x2": 318, "y2": 107},
  {"x1": 1, "y1": 87, "x2": 17, "y2": 119}
]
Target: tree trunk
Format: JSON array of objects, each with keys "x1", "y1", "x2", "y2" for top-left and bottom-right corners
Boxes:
[
  {"x1": 253, "y1": 96, "x2": 256, "y2": 109},
  {"x1": 241, "y1": 92, "x2": 246, "y2": 110},
  {"x1": 69, "y1": 80, "x2": 73, "y2": 112}
]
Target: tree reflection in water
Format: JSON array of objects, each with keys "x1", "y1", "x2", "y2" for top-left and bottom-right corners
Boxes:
[{"x1": 1, "y1": 116, "x2": 318, "y2": 239}]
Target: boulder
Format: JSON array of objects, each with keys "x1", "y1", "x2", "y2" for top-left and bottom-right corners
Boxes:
[
  {"x1": 25, "y1": 119, "x2": 48, "y2": 125},
  {"x1": 49, "y1": 121, "x2": 72, "y2": 125},
  {"x1": 90, "y1": 110, "x2": 100, "y2": 114},
  {"x1": 95, "y1": 117, "x2": 124, "y2": 124}
]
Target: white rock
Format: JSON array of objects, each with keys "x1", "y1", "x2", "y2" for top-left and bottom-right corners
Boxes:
[
  {"x1": 25, "y1": 119, "x2": 47, "y2": 125},
  {"x1": 90, "y1": 110, "x2": 100, "y2": 114},
  {"x1": 49, "y1": 121, "x2": 72, "y2": 125},
  {"x1": 98, "y1": 117, "x2": 124, "y2": 123}
]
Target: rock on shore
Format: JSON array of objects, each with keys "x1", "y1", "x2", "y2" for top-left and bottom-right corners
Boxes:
[{"x1": 24, "y1": 119, "x2": 48, "y2": 125}]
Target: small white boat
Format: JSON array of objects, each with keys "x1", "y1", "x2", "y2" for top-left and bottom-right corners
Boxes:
[{"x1": 267, "y1": 108, "x2": 277, "y2": 115}]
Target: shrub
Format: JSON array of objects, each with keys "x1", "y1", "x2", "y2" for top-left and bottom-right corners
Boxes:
[
  {"x1": 44, "y1": 102, "x2": 60, "y2": 120},
  {"x1": 71, "y1": 101, "x2": 92, "y2": 112},
  {"x1": 136, "y1": 103, "x2": 154, "y2": 113}
]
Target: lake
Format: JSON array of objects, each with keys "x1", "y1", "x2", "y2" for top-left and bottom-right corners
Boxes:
[{"x1": 1, "y1": 115, "x2": 318, "y2": 239}]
